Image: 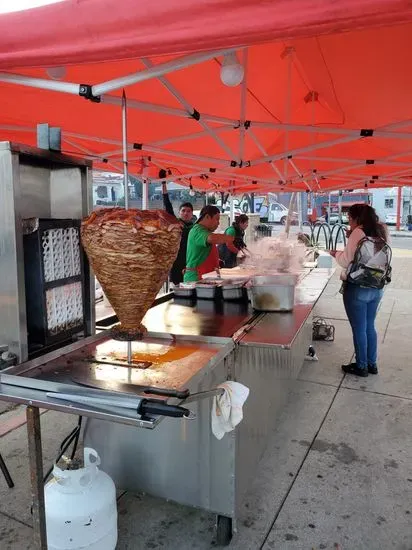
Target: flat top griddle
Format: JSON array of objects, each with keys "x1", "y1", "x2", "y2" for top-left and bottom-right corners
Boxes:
[{"x1": 21, "y1": 336, "x2": 224, "y2": 396}]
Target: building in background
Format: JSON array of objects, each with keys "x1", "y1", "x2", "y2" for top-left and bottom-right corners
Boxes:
[
  {"x1": 370, "y1": 187, "x2": 412, "y2": 225},
  {"x1": 92, "y1": 172, "x2": 125, "y2": 206}
]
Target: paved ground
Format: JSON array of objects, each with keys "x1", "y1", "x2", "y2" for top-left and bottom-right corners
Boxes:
[{"x1": 1, "y1": 254, "x2": 411, "y2": 549}]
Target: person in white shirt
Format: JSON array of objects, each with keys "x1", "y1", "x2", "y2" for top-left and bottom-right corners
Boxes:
[{"x1": 330, "y1": 204, "x2": 388, "y2": 377}]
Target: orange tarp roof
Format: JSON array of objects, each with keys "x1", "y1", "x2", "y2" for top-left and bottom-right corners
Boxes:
[{"x1": 0, "y1": 1, "x2": 412, "y2": 193}]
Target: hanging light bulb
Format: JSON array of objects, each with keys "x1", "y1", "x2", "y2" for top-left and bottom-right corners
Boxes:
[
  {"x1": 46, "y1": 66, "x2": 67, "y2": 80},
  {"x1": 220, "y1": 53, "x2": 244, "y2": 87},
  {"x1": 189, "y1": 182, "x2": 196, "y2": 197}
]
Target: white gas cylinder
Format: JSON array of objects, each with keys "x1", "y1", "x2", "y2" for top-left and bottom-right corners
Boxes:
[{"x1": 44, "y1": 448, "x2": 118, "y2": 550}]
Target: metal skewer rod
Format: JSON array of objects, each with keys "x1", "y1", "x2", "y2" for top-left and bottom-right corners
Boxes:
[
  {"x1": 122, "y1": 89, "x2": 129, "y2": 210},
  {"x1": 122, "y1": 90, "x2": 133, "y2": 364}
]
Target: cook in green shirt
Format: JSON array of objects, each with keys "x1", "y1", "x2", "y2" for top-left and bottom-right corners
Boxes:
[{"x1": 183, "y1": 205, "x2": 237, "y2": 282}]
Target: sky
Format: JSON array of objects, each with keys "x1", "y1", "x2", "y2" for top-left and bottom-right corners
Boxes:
[{"x1": 0, "y1": 0, "x2": 64, "y2": 14}]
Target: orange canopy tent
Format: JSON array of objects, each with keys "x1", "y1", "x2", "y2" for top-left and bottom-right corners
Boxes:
[{"x1": 0, "y1": 0, "x2": 412, "y2": 194}]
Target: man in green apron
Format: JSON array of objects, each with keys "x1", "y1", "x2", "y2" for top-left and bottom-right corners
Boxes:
[{"x1": 184, "y1": 205, "x2": 238, "y2": 282}]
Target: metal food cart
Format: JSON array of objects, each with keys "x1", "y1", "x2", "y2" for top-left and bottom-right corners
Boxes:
[{"x1": 0, "y1": 142, "x2": 334, "y2": 548}]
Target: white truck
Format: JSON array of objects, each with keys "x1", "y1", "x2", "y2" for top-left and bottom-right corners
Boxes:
[
  {"x1": 215, "y1": 193, "x2": 296, "y2": 224},
  {"x1": 267, "y1": 201, "x2": 297, "y2": 224}
]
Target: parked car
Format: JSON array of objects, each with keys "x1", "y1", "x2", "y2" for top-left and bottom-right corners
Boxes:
[
  {"x1": 329, "y1": 213, "x2": 348, "y2": 225},
  {"x1": 385, "y1": 212, "x2": 397, "y2": 225}
]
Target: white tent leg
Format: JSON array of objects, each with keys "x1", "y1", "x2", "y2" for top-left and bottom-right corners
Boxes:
[
  {"x1": 239, "y1": 49, "x2": 248, "y2": 164},
  {"x1": 142, "y1": 179, "x2": 149, "y2": 210},
  {"x1": 284, "y1": 192, "x2": 297, "y2": 237},
  {"x1": 297, "y1": 192, "x2": 303, "y2": 230},
  {"x1": 229, "y1": 194, "x2": 235, "y2": 224},
  {"x1": 122, "y1": 91, "x2": 130, "y2": 211}
]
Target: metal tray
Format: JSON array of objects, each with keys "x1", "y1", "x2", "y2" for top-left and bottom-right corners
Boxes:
[
  {"x1": 222, "y1": 283, "x2": 246, "y2": 301},
  {"x1": 196, "y1": 284, "x2": 222, "y2": 300},
  {"x1": 249, "y1": 275, "x2": 297, "y2": 312},
  {"x1": 173, "y1": 286, "x2": 196, "y2": 298}
]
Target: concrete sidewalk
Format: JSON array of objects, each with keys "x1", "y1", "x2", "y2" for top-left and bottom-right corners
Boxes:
[{"x1": 1, "y1": 257, "x2": 411, "y2": 550}]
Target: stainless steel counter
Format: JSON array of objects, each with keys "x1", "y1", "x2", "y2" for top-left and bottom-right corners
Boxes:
[
  {"x1": 0, "y1": 266, "x2": 335, "y2": 549},
  {"x1": 142, "y1": 299, "x2": 255, "y2": 338},
  {"x1": 232, "y1": 267, "x2": 334, "y2": 510},
  {"x1": 241, "y1": 269, "x2": 334, "y2": 348}
]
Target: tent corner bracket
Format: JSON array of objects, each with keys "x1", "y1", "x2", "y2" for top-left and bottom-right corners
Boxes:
[
  {"x1": 79, "y1": 84, "x2": 101, "y2": 103},
  {"x1": 360, "y1": 128, "x2": 374, "y2": 137}
]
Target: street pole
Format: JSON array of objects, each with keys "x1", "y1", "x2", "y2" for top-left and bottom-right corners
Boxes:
[
  {"x1": 328, "y1": 193, "x2": 332, "y2": 224},
  {"x1": 338, "y1": 190, "x2": 343, "y2": 224},
  {"x1": 396, "y1": 186, "x2": 402, "y2": 230}
]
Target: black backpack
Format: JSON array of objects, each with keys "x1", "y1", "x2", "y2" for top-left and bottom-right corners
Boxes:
[{"x1": 347, "y1": 236, "x2": 392, "y2": 289}]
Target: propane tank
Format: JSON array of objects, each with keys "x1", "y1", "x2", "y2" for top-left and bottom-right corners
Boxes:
[{"x1": 44, "y1": 448, "x2": 118, "y2": 550}]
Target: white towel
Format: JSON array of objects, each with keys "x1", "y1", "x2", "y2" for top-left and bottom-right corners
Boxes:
[{"x1": 211, "y1": 381, "x2": 250, "y2": 440}]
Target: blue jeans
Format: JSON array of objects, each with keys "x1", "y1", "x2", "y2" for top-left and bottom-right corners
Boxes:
[{"x1": 343, "y1": 284, "x2": 383, "y2": 370}]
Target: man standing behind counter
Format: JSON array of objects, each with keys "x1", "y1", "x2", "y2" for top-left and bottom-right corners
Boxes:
[
  {"x1": 184, "y1": 205, "x2": 237, "y2": 282},
  {"x1": 162, "y1": 181, "x2": 194, "y2": 284}
]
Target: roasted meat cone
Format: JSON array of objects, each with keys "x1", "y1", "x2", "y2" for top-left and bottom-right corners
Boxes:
[{"x1": 81, "y1": 208, "x2": 182, "y2": 336}]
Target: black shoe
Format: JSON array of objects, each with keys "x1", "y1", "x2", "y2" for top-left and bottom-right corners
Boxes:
[
  {"x1": 342, "y1": 363, "x2": 368, "y2": 377},
  {"x1": 368, "y1": 364, "x2": 378, "y2": 375}
]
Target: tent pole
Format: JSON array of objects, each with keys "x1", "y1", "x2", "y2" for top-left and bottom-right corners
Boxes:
[
  {"x1": 249, "y1": 134, "x2": 360, "y2": 167},
  {"x1": 92, "y1": 48, "x2": 236, "y2": 96},
  {"x1": 0, "y1": 71, "x2": 80, "y2": 94},
  {"x1": 142, "y1": 179, "x2": 149, "y2": 210},
  {"x1": 249, "y1": 121, "x2": 412, "y2": 139},
  {"x1": 122, "y1": 91, "x2": 129, "y2": 211},
  {"x1": 152, "y1": 126, "x2": 232, "y2": 148},
  {"x1": 284, "y1": 48, "x2": 293, "y2": 179},
  {"x1": 102, "y1": 94, "x2": 238, "y2": 125},
  {"x1": 229, "y1": 193, "x2": 235, "y2": 224},
  {"x1": 297, "y1": 192, "x2": 303, "y2": 230},
  {"x1": 121, "y1": 90, "x2": 132, "y2": 364},
  {"x1": 297, "y1": 155, "x2": 412, "y2": 167},
  {"x1": 239, "y1": 48, "x2": 248, "y2": 164},
  {"x1": 284, "y1": 192, "x2": 297, "y2": 237},
  {"x1": 140, "y1": 144, "x2": 230, "y2": 166},
  {"x1": 147, "y1": 157, "x2": 277, "y2": 185},
  {"x1": 248, "y1": 130, "x2": 284, "y2": 180},
  {"x1": 140, "y1": 58, "x2": 236, "y2": 160},
  {"x1": 288, "y1": 158, "x2": 312, "y2": 191}
]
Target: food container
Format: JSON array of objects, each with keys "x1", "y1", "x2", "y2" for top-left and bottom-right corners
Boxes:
[
  {"x1": 222, "y1": 282, "x2": 247, "y2": 301},
  {"x1": 173, "y1": 284, "x2": 196, "y2": 298},
  {"x1": 196, "y1": 282, "x2": 222, "y2": 300},
  {"x1": 249, "y1": 274, "x2": 297, "y2": 312}
]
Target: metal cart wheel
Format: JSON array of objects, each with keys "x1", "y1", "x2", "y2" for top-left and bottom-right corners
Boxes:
[{"x1": 216, "y1": 515, "x2": 233, "y2": 546}]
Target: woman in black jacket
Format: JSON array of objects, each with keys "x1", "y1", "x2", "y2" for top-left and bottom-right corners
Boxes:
[{"x1": 218, "y1": 214, "x2": 249, "y2": 268}]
